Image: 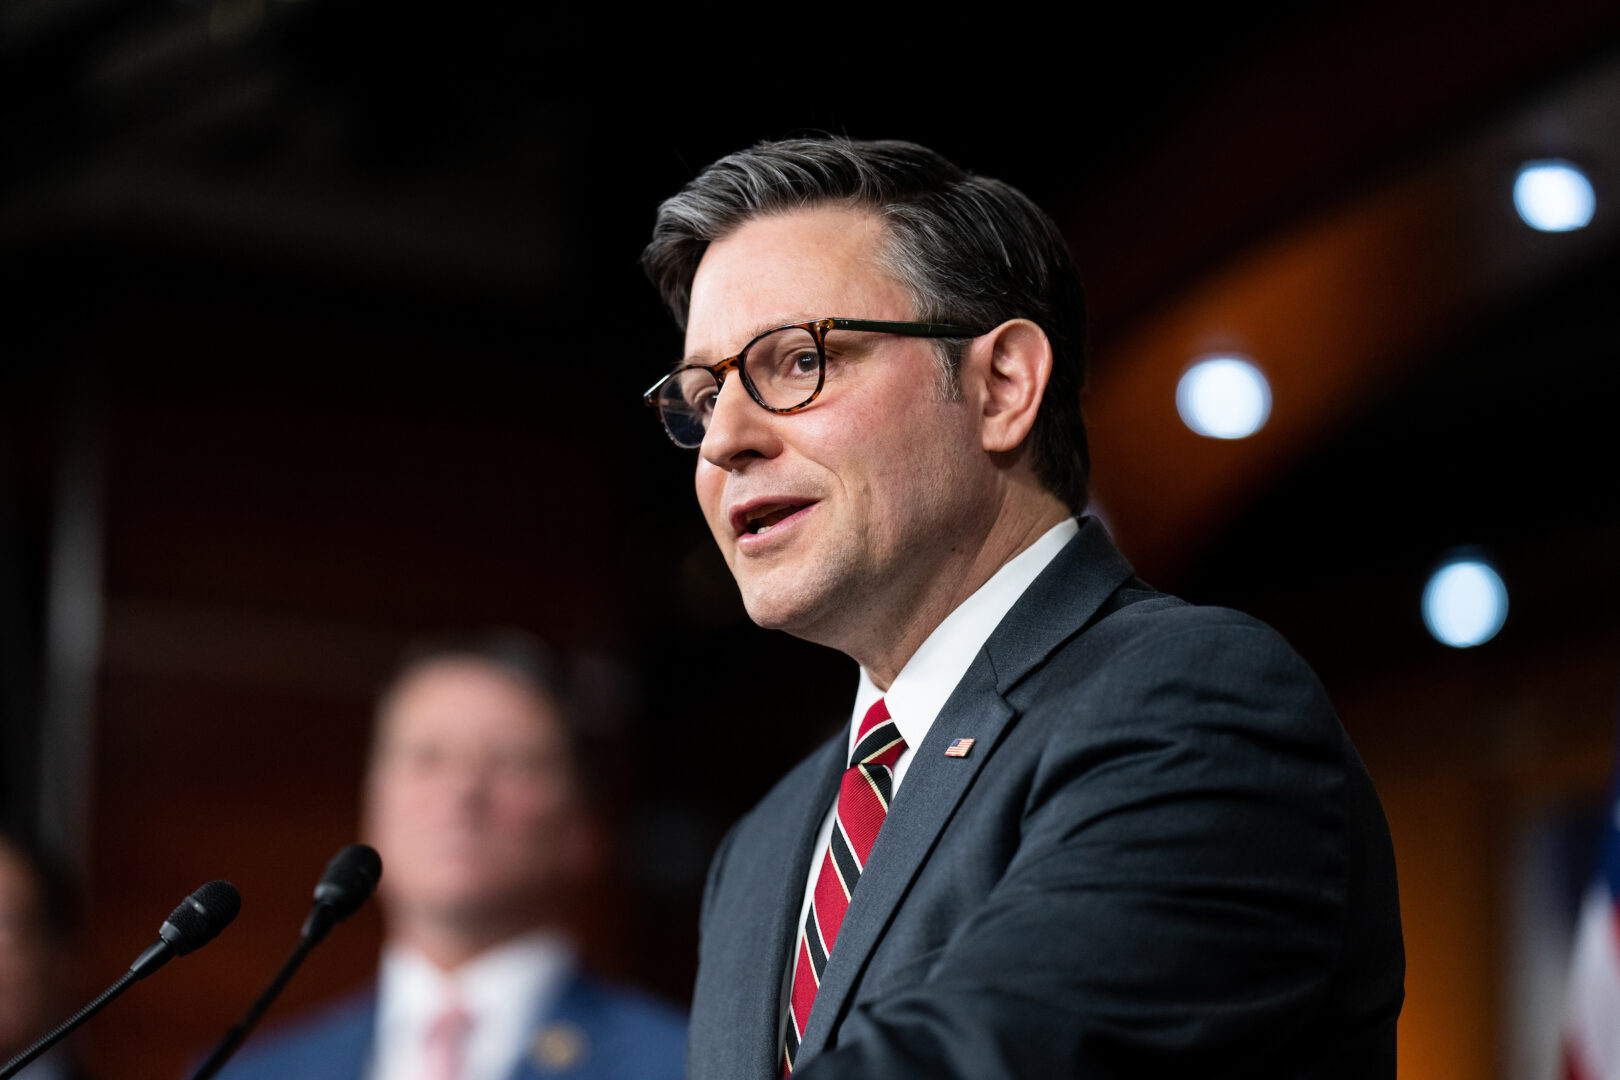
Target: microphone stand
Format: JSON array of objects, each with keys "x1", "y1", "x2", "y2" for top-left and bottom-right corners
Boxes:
[
  {"x1": 188, "y1": 931, "x2": 322, "y2": 1080},
  {"x1": 190, "y1": 846, "x2": 376, "y2": 1080},
  {"x1": 1, "y1": 879, "x2": 240, "y2": 1080}
]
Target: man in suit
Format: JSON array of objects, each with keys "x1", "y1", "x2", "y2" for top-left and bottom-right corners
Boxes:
[
  {"x1": 640, "y1": 138, "x2": 1404, "y2": 1078},
  {"x1": 214, "y1": 634, "x2": 685, "y2": 1080}
]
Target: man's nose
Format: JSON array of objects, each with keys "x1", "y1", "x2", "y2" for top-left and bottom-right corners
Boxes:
[
  {"x1": 435, "y1": 757, "x2": 494, "y2": 805},
  {"x1": 700, "y1": 373, "x2": 779, "y2": 468}
]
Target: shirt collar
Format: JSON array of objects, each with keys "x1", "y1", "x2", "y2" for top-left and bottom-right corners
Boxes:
[
  {"x1": 850, "y1": 516, "x2": 1078, "y2": 762},
  {"x1": 376, "y1": 928, "x2": 575, "y2": 1034}
]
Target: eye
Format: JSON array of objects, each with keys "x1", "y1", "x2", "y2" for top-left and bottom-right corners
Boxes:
[
  {"x1": 686, "y1": 385, "x2": 718, "y2": 416},
  {"x1": 772, "y1": 346, "x2": 821, "y2": 387},
  {"x1": 487, "y1": 747, "x2": 553, "y2": 784},
  {"x1": 387, "y1": 742, "x2": 447, "y2": 775},
  {"x1": 669, "y1": 369, "x2": 718, "y2": 416}
]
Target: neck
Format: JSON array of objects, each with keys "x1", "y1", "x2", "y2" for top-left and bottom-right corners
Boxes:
[
  {"x1": 388, "y1": 910, "x2": 554, "y2": 972},
  {"x1": 849, "y1": 493, "x2": 1070, "y2": 689}
]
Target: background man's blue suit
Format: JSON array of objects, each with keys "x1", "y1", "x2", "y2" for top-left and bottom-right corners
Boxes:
[
  {"x1": 686, "y1": 518, "x2": 1405, "y2": 1079},
  {"x1": 211, "y1": 972, "x2": 685, "y2": 1080}
]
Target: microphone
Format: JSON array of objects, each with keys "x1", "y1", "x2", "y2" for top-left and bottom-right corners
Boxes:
[
  {"x1": 0, "y1": 880, "x2": 240, "y2": 1080},
  {"x1": 190, "y1": 845, "x2": 382, "y2": 1080},
  {"x1": 131, "y1": 879, "x2": 243, "y2": 978},
  {"x1": 301, "y1": 843, "x2": 383, "y2": 944}
]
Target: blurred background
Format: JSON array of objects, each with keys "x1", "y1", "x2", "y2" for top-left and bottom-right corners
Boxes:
[{"x1": 2, "y1": 1, "x2": 1619, "y2": 1077}]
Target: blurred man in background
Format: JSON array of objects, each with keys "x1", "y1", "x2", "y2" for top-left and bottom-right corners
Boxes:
[
  {"x1": 216, "y1": 632, "x2": 685, "y2": 1080},
  {"x1": 0, "y1": 830, "x2": 85, "y2": 1080}
]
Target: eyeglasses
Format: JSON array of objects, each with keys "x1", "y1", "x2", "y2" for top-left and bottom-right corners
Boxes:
[{"x1": 643, "y1": 317, "x2": 984, "y2": 448}]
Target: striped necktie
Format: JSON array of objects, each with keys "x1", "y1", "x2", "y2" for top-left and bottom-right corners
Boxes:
[{"x1": 783, "y1": 698, "x2": 907, "y2": 1075}]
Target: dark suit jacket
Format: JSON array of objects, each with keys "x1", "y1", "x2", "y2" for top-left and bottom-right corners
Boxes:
[
  {"x1": 210, "y1": 970, "x2": 686, "y2": 1080},
  {"x1": 687, "y1": 519, "x2": 1404, "y2": 1079}
]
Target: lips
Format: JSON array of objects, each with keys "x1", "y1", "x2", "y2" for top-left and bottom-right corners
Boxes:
[{"x1": 731, "y1": 499, "x2": 816, "y2": 538}]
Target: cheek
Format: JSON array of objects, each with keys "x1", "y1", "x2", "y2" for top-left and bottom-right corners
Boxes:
[
  {"x1": 368, "y1": 774, "x2": 452, "y2": 837},
  {"x1": 363, "y1": 780, "x2": 404, "y2": 833},
  {"x1": 798, "y1": 408, "x2": 902, "y2": 503},
  {"x1": 694, "y1": 456, "x2": 722, "y2": 500},
  {"x1": 490, "y1": 783, "x2": 570, "y2": 834}
]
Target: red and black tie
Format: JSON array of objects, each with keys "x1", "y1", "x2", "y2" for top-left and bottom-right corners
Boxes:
[{"x1": 782, "y1": 698, "x2": 906, "y2": 1075}]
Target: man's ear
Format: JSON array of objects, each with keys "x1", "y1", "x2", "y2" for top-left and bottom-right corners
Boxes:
[{"x1": 965, "y1": 319, "x2": 1052, "y2": 454}]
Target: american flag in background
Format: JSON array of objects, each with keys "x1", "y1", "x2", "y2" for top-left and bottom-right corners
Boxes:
[{"x1": 1561, "y1": 757, "x2": 1620, "y2": 1080}]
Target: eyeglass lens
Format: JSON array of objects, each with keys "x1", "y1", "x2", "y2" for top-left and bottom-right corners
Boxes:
[{"x1": 654, "y1": 326, "x2": 824, "y2": 447}]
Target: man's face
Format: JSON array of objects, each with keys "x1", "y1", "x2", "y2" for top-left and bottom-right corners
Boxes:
[
  {"x1": 685, "y1": 206, "x2": 992, "y2": 650},
  {"x1": 364, "y1": 660, "x2": 584, "y2": 931}
]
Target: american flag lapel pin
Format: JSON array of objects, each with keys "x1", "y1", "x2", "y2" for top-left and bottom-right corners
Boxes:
[{"x1": 945, "y1": 737, "x2": 975, "y2": 758}]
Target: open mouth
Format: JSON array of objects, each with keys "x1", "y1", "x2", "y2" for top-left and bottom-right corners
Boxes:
[{"x1": 739, "y1": 502, "x2": 812, "y2": 536}]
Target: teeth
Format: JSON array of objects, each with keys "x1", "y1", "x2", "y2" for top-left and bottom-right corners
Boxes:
[{"x1": 742, "y1": 503, "x2": 805, "y2": 536}]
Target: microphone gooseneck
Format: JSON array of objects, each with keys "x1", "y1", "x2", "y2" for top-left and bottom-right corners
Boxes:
[
  {"x1": 190, "y1": 845, "x2": 382, "y2": 1080},
  {"x1": 0, "y1": 880, "x2": 240, "y2": 1080}
]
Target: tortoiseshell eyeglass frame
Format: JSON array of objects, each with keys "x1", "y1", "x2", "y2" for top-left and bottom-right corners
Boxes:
[{"x1": 642, "y1": 317, "x2": 985, "y2": 448}]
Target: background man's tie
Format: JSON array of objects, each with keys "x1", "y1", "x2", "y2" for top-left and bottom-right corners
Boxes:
[
  {"x1": 424, "y1": 1000, "x2": 473, "y2": 1080},
  {"x1": 782, "y1": 698, "x2": 906, "y2": 1075}
]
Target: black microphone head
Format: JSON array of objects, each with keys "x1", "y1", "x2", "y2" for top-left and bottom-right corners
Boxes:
[
  {"x1": 158, "y1": 880, "x2": 240, "y2": 957},
  {"x1": 312, "y1": 844, "x2": 382, "y2": 921}
]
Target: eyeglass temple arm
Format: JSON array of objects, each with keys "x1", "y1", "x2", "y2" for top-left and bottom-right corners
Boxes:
[{"x1": 826, "y1": 318, "x2": 984, "y2": 337}]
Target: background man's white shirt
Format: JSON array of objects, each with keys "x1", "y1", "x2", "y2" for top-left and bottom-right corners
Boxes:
[{"x1": 370, "y1": 931, "x2": 573, "y2": 1080}]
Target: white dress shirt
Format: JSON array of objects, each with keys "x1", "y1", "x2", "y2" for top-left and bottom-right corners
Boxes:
[
  {"x1": 778, "y1": 516, "x2": 1079, "y2": 1038},
  {"x1": 370, "y1": 931, "x2": 574, "y2": 1080}
]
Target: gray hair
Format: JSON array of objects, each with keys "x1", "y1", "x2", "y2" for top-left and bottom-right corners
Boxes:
[{"x1": 642, "y1": 137, "x2": 1090, "y2": 513}]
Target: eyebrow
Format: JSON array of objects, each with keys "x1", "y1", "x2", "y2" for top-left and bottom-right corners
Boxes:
[{"x1": 680, "y1": 316, "x2": 819, "y2": 368}]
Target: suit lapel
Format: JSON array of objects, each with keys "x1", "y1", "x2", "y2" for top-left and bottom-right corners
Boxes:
[
  {"x1": 263, "y1": 989, "x2": 373, "y2": 1080},
  {"x1": 331, "y1": 1030, "x2": 374, "y2": 1080},
  {"x1": 717, "y1": 735, "x2": 845, "y2": 1078},
  {"x1": 793, "y1": 662, "x2": 1013, "y2": 1062},
  {"x1": 510, "y1": 972, "x2": 596, "y2": 1079},
  {"x1": 794, "y1": 518, "x2": 1135, "y2": 1062},
  {"x1": 976, "y1": 517, "x2": 1136, "y2": 694},
  {"x1": 324, "y1": 992, "x2": 377, "y2": 1080}
]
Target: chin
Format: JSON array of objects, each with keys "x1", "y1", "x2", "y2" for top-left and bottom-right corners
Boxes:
[
  {"x1": 739, "y1": 584, "x2": 852, "y2": 647},
  {"x1": 424, "y1": 888, "x2": 510, "y2": 924},
  {"x1": 740, "y1": 596, "x2": 793, "y2": 631},
  {"x1": 738, "y1": 581, "x2": 815, "y2": 633}
]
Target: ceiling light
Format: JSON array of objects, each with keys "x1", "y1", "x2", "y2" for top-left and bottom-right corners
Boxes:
[
  {"x1": 1514, "y1": 160, "x2": 1596, "y2": 232},
  {"x1": 1422, "y1": 556, "x2": 1508, "y2": 648},
  {"x1": 1175, "y1": 355, "x2": 1272, "y2": 439}
]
